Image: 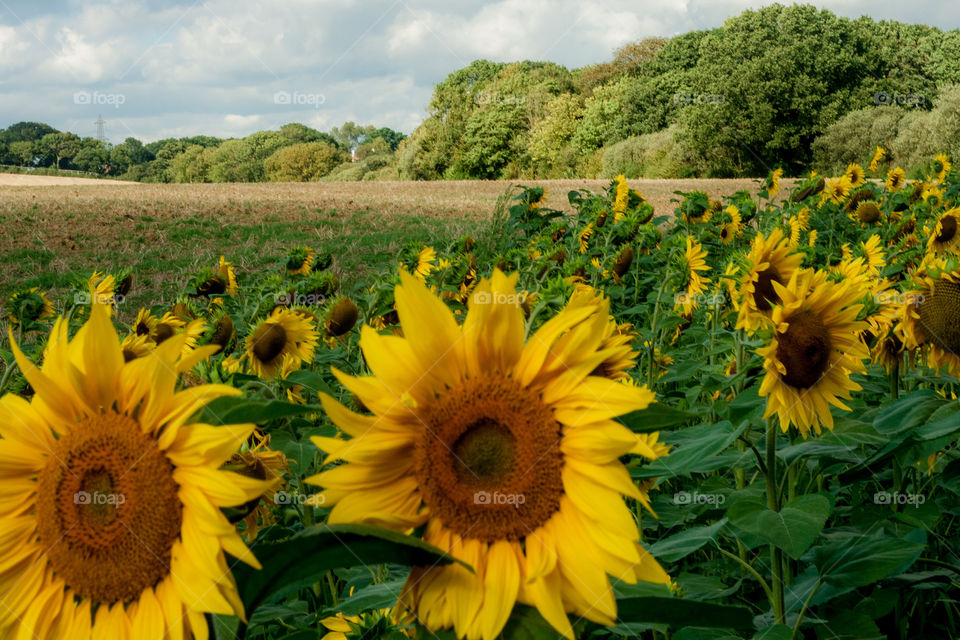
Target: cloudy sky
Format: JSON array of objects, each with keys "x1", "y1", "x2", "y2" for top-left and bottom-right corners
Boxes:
[{"x1": 1, "y1": 0, "x2": 957, "y2": 143}]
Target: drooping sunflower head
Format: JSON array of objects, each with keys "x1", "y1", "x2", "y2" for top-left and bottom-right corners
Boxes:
[
  {"x1": 244, "y1": 307, "x2": 319, "y2": 378},
  {"x1": 674, "y1": 236, "x2": 711, "y2": 314},
  {"x1": 886, "y1": 167, "x2": 906, "y2": 192},
  {"x1": 736, "y1": 228, "x2": 804, "y2": 332},
  {"x1": 7, "y1": 287, "x2": 54, "y2": 329},
  {"x1": 933, "y1": 153, "x2": 952, "y2": 183},
  {"x1": 860, "y1": 234, "x2": 886, "y2": 275},
  {"x1": 758, "y1": 268, "x2": 869, "y2": 437},
  {"x1": 613, "y1": 174, "x2": 630, "y2": 221},
  {"x1": 719, "y1": 205, "x2": 742, "y2": 244},
  {"x1": 325, "y1": 296, "x2": 360, "y2": 337},
  {"x1": 869, "y1": 146, "x2": 886, "y2": 172},
  {"x1": 855, "y1": 200, "x2": 882, "y2": 224},
  {"x1": 307, "y1": 270, "x2": 669, "y2": 639},
  {"x1": 766, "y1": 167, "x2": 784, "y2": 197},
  {"x1": 0, "y1": 301, "x2": 273, "y2": 638},
  {"x1": 217, "y1": 255, "x2": 239, "y2": 296},
  {"x1": 578, "y1": 222, "x2": 594, "y2": 253},
  {"x1": 286, "y1": 246, "x2": 316, "y2": 276},
  {"x1": 414, "y1": 246, "x2": 437, "y2": 282},
  {"x1": 927, "y1": 209, "x2": 960, "y2": 256},
  {"x1": 844, "y1": 163, "x2": 866, "y2": 188}
]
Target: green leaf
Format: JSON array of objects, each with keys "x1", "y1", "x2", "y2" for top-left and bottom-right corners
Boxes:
[
  {"x1": 282, "y1": 369, "x2": 335, "y2": 396},
  {"x1": 618, "y1": 403, "x2": 696, "y2": 432},
  {"x1": 727, "y1": 495, "x2": 830, "y2": 559},
  {"x1": 197, "y1": 395, "x2": 323, "y2": 426},
  {"x1": 873, "y1": 389, "x2": 946, "y2": 435},
  {"x1": 648, "y1": 519, "x2": 728, "y2": 563},
  {"x1": 499, "y1": 605, "x2": 566, "y2": 639},
  {"x1": 633, "y1": 421, "x2": 747, "y2": 479},
  {"x1": 915, "y1": 400, "x2": 960, "y2": 440},
  {"x1": 810, "y1": 534, "x2": 925, "y2": 589},
  {"x1": 751, "y1": 625, "x2": 793, "y2": 640},
  {"x1": 616, "y1": 597, "x2": 753, "y2": 630},
  {"x1": 233, "y1": 524, "x2": 469, "y2": 617},
  {"x1": 336, "y1": 579, "x2": 407, "y2": 616}
]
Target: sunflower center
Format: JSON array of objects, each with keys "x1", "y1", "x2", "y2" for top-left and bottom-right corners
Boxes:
[
  {"x1": 254, "y1": 324, "x2": 288, "y2": 362},
  {"x1": 754, "y1": 266, "x2": 782, "y2": 311},
  {"x1": 936, "y1": 216, "x2": 957, "y2": 244},
  {"x1": 154, "y1": 323, "x2": 175, "y2": 344},
  {"x1": 918, "y1": 280, "x2": 960, "y2": 355},
  {"x1": 35, "y1": 412, "x2": 181, "y2": 604},
  {"x1": 776, "y1": 311, "x2": 832, "y2": 388},
  {"x1": 414, "y1": 375, "x2": 564, "y2": 543}
]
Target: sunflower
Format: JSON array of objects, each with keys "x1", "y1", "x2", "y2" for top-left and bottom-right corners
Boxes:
[
  {"x1": 613, "y1": 174, "x2": 630, "y2": 222},
  {"x1": 0, "y1": 301, "x2": 272, "y2": 639},
  {"x1": 674, "y1": 237, "x2": 711, "y2": 315},
  {"x1": 861, "y1": 235, "x2": 886, "y2": 275},
  {"x1": 87, "y1": 271, "x2": 116, "y2": 307},
  {"x1": 736, "y1": 229, "x2": 804, "y2": 333},
  {"x1": 719, "y1": 205, "x2": 742, "y2": 245},
  {"x1": 286, "y1": 246, "x2": 316, "y2": 276},
  {"x1": 870, "y1": 325, "x2": 905, "y2": 374},
  {"x1": 7, "y1": 287, "x2": 54, "y2": 328},
  {"x1": 218, "y1": 255, "x2": 239, "y2": 296},
  {"x1": 413, "y1": 246, "x2": 437, "y2": 282},
  {"x1": 120, "y1": 333, "x2": 154, "y2": 362},
  {"x1": 933, "y1": 153, "x2": 952, "y2": 183},
  {"x1": 758, "y1": 269, "x2": 869, "y2": 437},
  {"x1": 886, "y1": 167, "x2": 906, "y2": 191},
  {"x1": 809, "y1": 229, "x2": 818, "y2": 247},
  {"x1": 579, "y1": 223, "x2": 594, "y2": 253},
  {"x1": 326, "y1": 296, "x2": 360, "y2": 337},
  {"x1": 898, "y1": 257, "x2": 960, "y2": 376},
  {"x1": 132, "y1": 308, "x2": 159, "y2": 337},
  {"x1": 844, "y1": 163, "x2": 866, "y2": 188},
  {"x1": 869, "y1": 146, "x2": 886, "y2": 172},
  {"x1": 821, "y1": 176, "x2": 853, "y2": 205},
  {"x1": 307, "y1": 270, "x2": 669, "y2": 640},
  {"x1": 796, "y1": 206, "x2": 810, "y2": 230},
  {"x1": 243, "y1": 307, "x2": 319, "y2": 378},
  {"x1": 225, "y1": 430, "x2": 289, "y2": 541},
  {"x1": 855, "y1": 200, "x2": 882, "y2": 224},
  {"x1": 926, "y1": 209, "x2": 960, "y2": 256},
  {"x1": 767, "y1": 168, "x2": 784, "y2": 198}
]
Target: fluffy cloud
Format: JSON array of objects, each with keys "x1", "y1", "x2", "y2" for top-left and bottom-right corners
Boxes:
[{"x1": 0, "y1": 0, "x2": 956, "y2": 142}]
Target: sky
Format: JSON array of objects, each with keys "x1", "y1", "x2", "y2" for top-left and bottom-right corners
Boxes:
[{"x1": 1, "y1": 0, "x2": 958, "y2": 144}]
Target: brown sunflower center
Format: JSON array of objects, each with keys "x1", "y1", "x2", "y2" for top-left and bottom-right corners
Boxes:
[
  {"x1": 936, "y1": 215, "x2": 957, "y2": 244},
  {"x1": 154, "y1": 323, "x2": 175, "y2": 344},
  {"x1": 414, "y1": 375, "x2": 564, "y2": 543},
  {"x1": 35, "y1": 412, "x2": 181, "y2": 604},
  {"x1": 754, "y1": 266, "x2": 782, "y2": 311},
  {"x1": 918, "y1": 279, "x2": 960, "y2": 355},
  {"x1": 254, "y1": 323, "x2": 288, "y2": 362},
  {"x1": 776, "y1": 311, "x2": 833, "y2": 388}
]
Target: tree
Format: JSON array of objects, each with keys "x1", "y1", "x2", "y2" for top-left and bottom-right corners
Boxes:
[
  {"x1": 2, "y1": 121, "x2": 57, "y2": 144},
  {"x1": 330, "y1": 122, "x2": 376, "y2": 150},
  {"x1": 370, "y1": 127, "x2": 406, "y2": 151},
  {"x1": 71, "y1": 138, "x2": 110, "y2": 174},
  {"x1": 8, "y1": 140, "x2": 36, "y2": 166},
  {"x1": 263, "y1": 141, "x2": 345, "y2": 181},
  {"x1": 40, "y1": 132, "x2": 80, "y2": 170}
]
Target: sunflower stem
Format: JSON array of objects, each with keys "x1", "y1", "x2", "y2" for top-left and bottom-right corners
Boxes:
[
  {"x1": 766, "y1": 418, "x2": 786, "y2": 624},
  {"x1": 790, "y1": 578, "x2": 821, "y2": 640},
  {"x1": 647, "y1": 267, "x2": 672, "y2": 387},
  {"x1": 716, "y1": 546, "x2": 775, "y2": 607},
  {"x1": 889, "y1": 360, "x2": 900, "y2": 400}
]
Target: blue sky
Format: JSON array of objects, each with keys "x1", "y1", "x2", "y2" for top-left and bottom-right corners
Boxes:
[{"x1": 1, "y1": 0, "x2": 957, "y2": 143}]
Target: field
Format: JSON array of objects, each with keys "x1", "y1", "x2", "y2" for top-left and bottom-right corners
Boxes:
[
  {"x1": 1, "y1": 162, "x2": 958, "y2": 640},
  {"x1": 0, "y1": 175, "x2": 772, "y2": 314}
]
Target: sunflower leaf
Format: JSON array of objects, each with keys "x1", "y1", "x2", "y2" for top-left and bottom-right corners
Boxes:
[
  {"x1": 873, "y1": 389, "x2": 947, "y2": 435},
  {"x1": 232, "y1": 524, "x2": 471, "y2": 618},
  {"x1": 194, "y1": 395, "x2": 323, "y2": 425},
  {"x1": 618, "y1": 404, "x2": 695, "y2": 432},
  {"x1": 615, "y1": 596, "x2": 754, "y2": 630},
  {"x1": 726, "y1": 494, "x2": 831, "y2": 559}
]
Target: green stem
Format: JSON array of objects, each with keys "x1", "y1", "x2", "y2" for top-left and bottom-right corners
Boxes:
[
  {"x1": 766, "y1": 418, "x2": 786, "y2": 624},
  {"x1": 790, "y1": 579, "x2": 821, "y2": 640},
  {"x1": 716, "y1": 546, "x2": 776, "y2": 608},
  {"x1": 889, "y1": 359, "x2": 900, "y2": 400}
]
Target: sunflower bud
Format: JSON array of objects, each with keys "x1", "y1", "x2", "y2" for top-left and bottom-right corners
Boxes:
[
  {"x1": 613, "y1": 246, "x2": 634, "y2": 278},
  {"x1": 327, "y1": 298, "x2": 359, "y2": 336},
  {"x1": 211, "y1": 315, "x2": 235, "y2": 349}
]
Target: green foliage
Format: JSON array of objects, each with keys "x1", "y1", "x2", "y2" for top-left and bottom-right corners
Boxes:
[{"x1": 263, "y1": 141, "x2": 345, "y2": 181}]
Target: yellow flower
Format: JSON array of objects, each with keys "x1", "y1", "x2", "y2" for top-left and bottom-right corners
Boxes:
[
  {"x1": 869, "y1": 146, "x2": 886, "y2": 172},
  {"x1": 926, "y1": 209, "x2": 960, "y2": 256},
  {"x1": 898, "y1": 257, "x2": 960, "y2": 376},
  {"x1": 886, "y1": 167, "x2": 906, "y2": 191},
  {"x1": 0, "y1": 301, "x2": 272, "y2": 638},
  {"x1": 933, "y1": 153, "x2": 952, "y2": 183},
  {"x1": 614, "y1": 174, "x2": 630, "y2": 222},
  {"x1": 675, "y1": 237, "x2": 711, "y2": 315},
  {"x1": 243, "y1": 307, "x2": 319, "y2": 378},
  {"x1": 307, "y1": 270, "x2": 669, "y2": 640},
  {"x1": 414, "y1": 246, "x2": 437, "y2": 282},
  {"x1": 822, "y1": 176, "x2": 853, "y2": 204},
  {"x1": 6, "y1": 287, "x2": 54, "y2": 327},
  {"x1": 768, "y1": 168, "x2": 784, "y2": 198},
  {"x1": 809, "y1": 229, "x2": 818, "y2": 247},
  {"x1": 287, "y1": 246, "x2": 316, "y2": 276},
  {"x1": 218, "y1": 255, "x2": 240, "y2": 296},
  {"x1": 719, "y1": 205, "x2": 742, "y2": 245},
  {"x1": 579, "y1": 223, "x2": 594, "y2": 253},
  {"x1": 758, "y1": 269, "x2": 869, "y2": 437},
  {"x1": 736, "y1": 229, "x2": 804, "y2": 333},
  {"x1": 844, "y1": 163, "x2": 865, "y2": 188}
]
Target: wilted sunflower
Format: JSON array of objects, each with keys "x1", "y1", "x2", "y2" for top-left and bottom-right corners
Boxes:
[
  {"x1": 758, "y1": 269, "x2": 869, "y2": 437},
  {"x1": 933, "y1": 153, "x2": 952, "y2": 183},
  {"x1": 736, "y1": 228, "x2": 804, "y2": 333},
  {"x1": 869, "y1": 146, "x2": 886, "y2": 172},
  {"x1": 674, "y1": 236, "x2": 711, "y2": 315},
  {"x1": 886, "y1": 167, "x2": 906, "y2": 191},
  {"x1": 926, "y1": 209, "x2": 960, "y2": 256},
  {"x1": 844, "y1": 163, "x2": 866, "y2": 188},
  {"x1": 898, "y1": 257, "x2": 960, "y2": 376},
  {"x1": 0, "y1": 301, "x2": 272, "y2": 639},
  {"x1": 286, "y1": 246, "x2": 316, "y2": 276},
  {"x1": 244, "y1": 307, "x2": 319, "y2": 378},
  {"x1": 7, "y1": 287, "x2": 54, "y2": 328},
  {"x1": 307, "y1": 270, "x2": 669, "y2": 640}
]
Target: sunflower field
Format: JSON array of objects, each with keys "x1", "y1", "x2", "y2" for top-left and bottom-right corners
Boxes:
[{"x1": 1, "y1": 149, "x2": 960, "y2": 640}]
